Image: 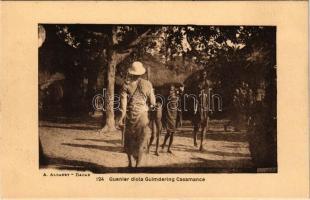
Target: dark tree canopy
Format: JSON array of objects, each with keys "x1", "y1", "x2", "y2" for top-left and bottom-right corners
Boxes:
[{"x1": 39, "y1": 24, "x2": 276, "y2": 130}]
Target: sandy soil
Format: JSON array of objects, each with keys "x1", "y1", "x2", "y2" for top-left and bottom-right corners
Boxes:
[{"x1": 39, "y1": 117, "x2": 254, "y2": 173}]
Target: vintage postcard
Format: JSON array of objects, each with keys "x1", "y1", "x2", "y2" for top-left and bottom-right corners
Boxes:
[{"x1": 0, "y1": 1, "x2": 309, "y2": 198}]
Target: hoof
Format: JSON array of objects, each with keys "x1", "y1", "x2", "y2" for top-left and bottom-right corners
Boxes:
[
  {"x1": 155, "y1": 152, "x2": 159, "y2": 156},
  {"x1": 199, "y1": 146, "x2": 205, "y2": 152},
  {"x1": 194, "y1": 142, "x2": 198, "y2": 147},
  {"x1": 167, "y1": 150, "x2": 173, "y2": 154}
]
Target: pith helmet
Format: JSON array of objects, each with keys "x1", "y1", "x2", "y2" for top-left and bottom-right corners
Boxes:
[{"x1": 128, "y1": 61, "x2": 146, "y2": 75}]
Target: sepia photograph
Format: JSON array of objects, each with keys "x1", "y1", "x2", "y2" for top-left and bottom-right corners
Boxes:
[
  {"x1": 1, "y1": 1, "x2": 309, "y2": 198},
  {"x1": 38, "y1": 24, "x2": 277, "y2": 173}
]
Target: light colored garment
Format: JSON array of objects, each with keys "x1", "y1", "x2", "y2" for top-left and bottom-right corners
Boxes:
[{"x1": 120, "y1": 78, "x2": 155, "y2": 158}]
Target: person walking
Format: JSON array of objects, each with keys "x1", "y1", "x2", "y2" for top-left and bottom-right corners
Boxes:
[
  {"x1": 192, "y1": 70, "x2": 212, "y2": 150},
  {"x1": 176, "y1": 84, "x2": 184, "y2": 128},
  {"x1": 118, "y1": 61, "x2": 156, "y2": 167},
  {"x1": 161, "y1": 85, "x2": 179, "y2": 154}
]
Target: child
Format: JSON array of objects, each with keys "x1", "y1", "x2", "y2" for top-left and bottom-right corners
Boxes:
[{"x1": 161, "y1": 85, "x2": 178, "y2": 153}]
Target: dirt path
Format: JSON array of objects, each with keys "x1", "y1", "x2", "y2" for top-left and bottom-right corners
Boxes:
[{"x1": 39, "y1": 119, "x2": 254, "y2": 173}]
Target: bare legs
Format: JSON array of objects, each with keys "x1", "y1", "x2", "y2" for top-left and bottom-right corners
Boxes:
[
  {"x1": 147, "y1": 118, "x2": 162, "y2": 156},
  {"x1": 193, "y1": 117, "x2": 209, "y2": 152},
  {"x1": 199, "y1": 125, "x2": 207, "y2": 151},
  {"x1": 167, "y1": 132, "x2": 174, "y2": 153},
  {"x1": 161, "y1": 130, "x2": 174, "y2": 153},
  {"x1": 147, "y1": 120, "x2": 155, "y2": 153},
  {"x1": 193, "y1": 124, "x2": 199, "y2": 147}
]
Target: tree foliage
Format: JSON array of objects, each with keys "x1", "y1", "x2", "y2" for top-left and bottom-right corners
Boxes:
[{"x1": 39, "y1": 24, "x2": 276, "y2": 129}]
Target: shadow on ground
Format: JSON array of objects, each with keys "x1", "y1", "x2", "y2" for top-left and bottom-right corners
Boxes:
[
  {"x1": 39, "y1": 112, "x2": 103, "y2": 127},
  {"x1": 40, "y1": 154, "x2": 259, "y2": 173},
  {"x1": 172, "y1": 145, "x2": 251, "y2": 158},
  {"x1": 40, "y1": 124, "x2": 100, "y2": 131},
  {"x1": 75, "y1": 138, "x2": 121, "y2": 145},
  {"x1": 39, "y1": 114, "x2": 276, "y2": 173},
  {"x1": 177, "y1": 129, "x2": 249, "y2": 143},
  {"x1": 61, "y1": 143, "x2": 123, "y2": 153}
]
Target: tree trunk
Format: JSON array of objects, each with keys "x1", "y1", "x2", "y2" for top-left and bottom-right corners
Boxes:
[
  {"x1": 100, "y1": 27, "x2": 151, "y2": 133},
  {"x1": 101, "y1": 50, "x2": 117, "y2": 132}
]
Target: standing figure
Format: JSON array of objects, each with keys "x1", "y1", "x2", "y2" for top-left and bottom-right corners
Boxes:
[
  {"x1": 176, "y1": 84, "x2": 184, "y2": 128},
  {"x1": 232, "y1": 88, "x2": 243, "y2": 131},
  {"x1": 119, "y1": 61, "x2": 156, "y2": 167},
  {"x1": 252, "y1": 82, "x2": 266, "y2": 126},
  {"x1": 245, "y1": 86, "x2": 254, "y2": 128},
  {"x1": 192, "y1": 70, "x2": 211, "y2": 151},
  {"x1": 225, "y1": 84, "x2": 249, "y2": 132},
  {"x1": 147, "y1": 101, "x2": 163, "y2": 156},
  {"x1": 161, "y1": 85, "x2": 179, "y2": 154}
]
